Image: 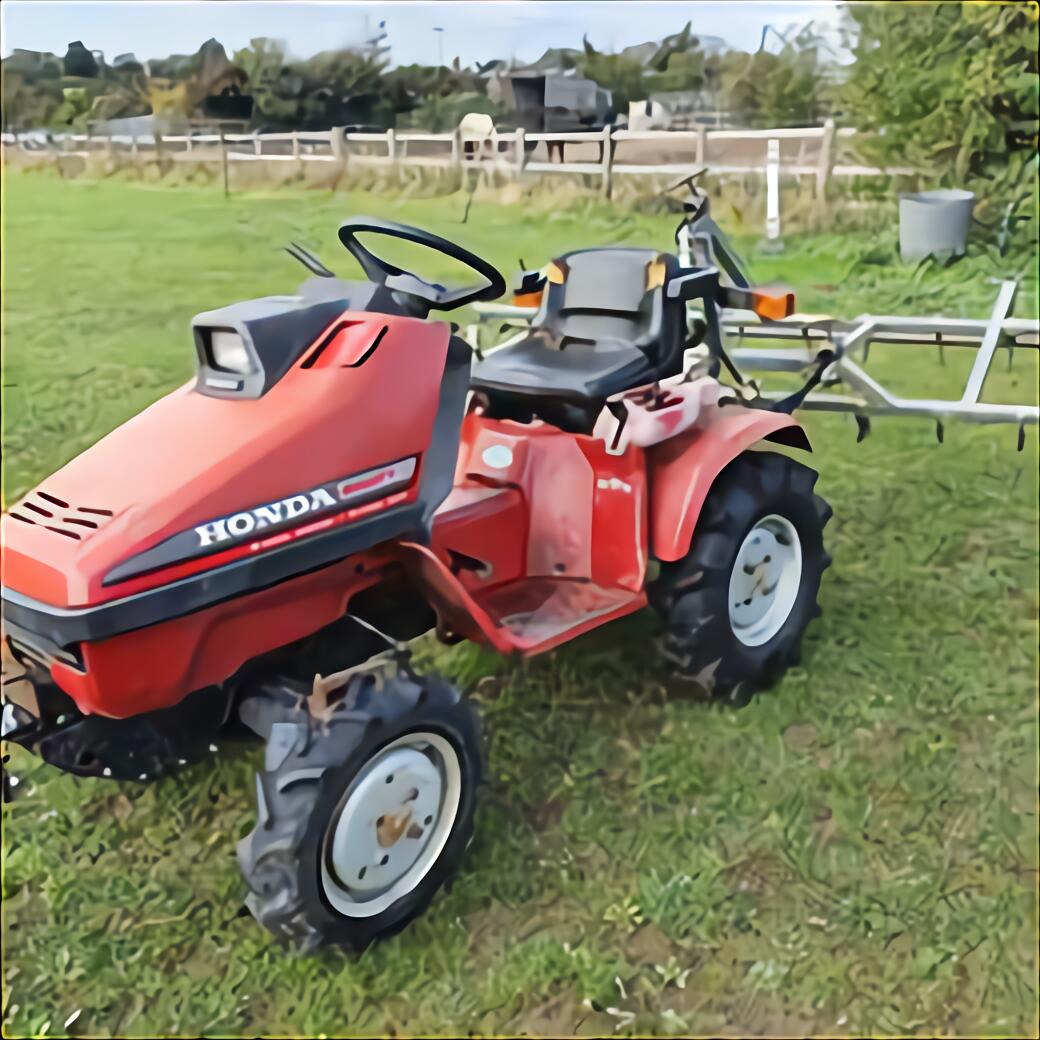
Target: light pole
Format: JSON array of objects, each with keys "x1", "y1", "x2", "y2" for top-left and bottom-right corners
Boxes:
[{"x1": 433, "y1": 26, "x2": 445, "y2": 68}]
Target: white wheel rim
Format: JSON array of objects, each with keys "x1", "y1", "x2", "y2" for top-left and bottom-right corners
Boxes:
[
  {"x1": 320, "y1": 731, "x2": 462, "y2": 918},
  {"x1": 727, "y1": 513, "x2": 802, "y2": 647}
]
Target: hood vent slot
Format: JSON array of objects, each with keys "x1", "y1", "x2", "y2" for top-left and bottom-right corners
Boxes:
[{"x1": 9, "y1": 492, "x2": 113, "y2": 541}]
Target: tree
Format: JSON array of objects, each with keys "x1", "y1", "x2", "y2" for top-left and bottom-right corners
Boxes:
[
  {"x1": 719, "y1": 24, "x2": 831, "y2": 127},
  {"x1": 383, "y1": 61, "x2": 496, "y2": 129},
  {"x1": 233, "y1": 38, "x2": 391, "y2": 128},
  {"x1": 1, "y1": 51, "x2": 65, "y2": 129},
  {"x1": 648, "y1": 23, "x2": 697, "y2": 73},
  {"x1": 645, "y1": 49, "x2": 707, "y2": 96},
  {"x1": 576, "y1": 36, "x2": 649, "y2": 114},
  {"x1": 839, "y1": 2, "x2": 1038, "y2": 225}
]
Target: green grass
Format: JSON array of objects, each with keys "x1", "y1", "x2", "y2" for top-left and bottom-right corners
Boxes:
[{"x1": 2, "y1": 169, "x2": 1038, "y2": 1039}]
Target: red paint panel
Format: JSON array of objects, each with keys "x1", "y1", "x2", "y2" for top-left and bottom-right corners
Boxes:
[
  {"x1": 431, "y1": 484, "x2": 527, "y2": 593},
  {"x1": 457, "y1": 416, "x2": 595, "y2": 579},
  {"x1": 577, "y1": 439, "x2": 648, "y2": 593},
  {"x1": 2, "y1": 313, "x2": 446, "y2": 608},
  {"x1": 451, "y1": 413, "x2": 649, "y2": 592},
  {"x1": 50, "y1": 556, "x2": 385, "y2": 717},
  {"x1": 0, "y1": 533, "x2": 68, "y2": 605},
  {"x1": 647, "y1": 409, "x2": 807, "y2": 562}
]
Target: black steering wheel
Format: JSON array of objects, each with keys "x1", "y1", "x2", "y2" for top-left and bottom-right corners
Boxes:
[{"x1": 337, "y1": 216, "x2": 506, "y2": 315}]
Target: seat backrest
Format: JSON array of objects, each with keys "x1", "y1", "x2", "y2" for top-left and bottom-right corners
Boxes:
[
  {"x1": 535, "y1": 248, "x2": 683, "y2": 368},
  {"x1": 558, "y1": 249, "x2": 656, "y2": 312}
]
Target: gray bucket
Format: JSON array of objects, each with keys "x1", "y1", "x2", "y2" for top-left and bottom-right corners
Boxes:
[{"x1": 899, "y1": 189, "x2": 975, "y2": 262}]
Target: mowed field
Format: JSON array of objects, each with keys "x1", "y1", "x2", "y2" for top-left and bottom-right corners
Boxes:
[{"x1": 1, "y1": 169, "x2": 1038, "y2": 1039}]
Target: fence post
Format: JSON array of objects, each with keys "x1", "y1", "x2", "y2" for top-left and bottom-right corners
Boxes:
[
  {"x1": 515, "y1": 127, "x2": 526, "y2": 175},
  {"x1": 450, "y1": 125, "x2": 462, "y2": 167},
  {"x1": 386, "y1": 128, "x2": 397, "y2": 166},
  {"x1": 291, "y1": 132, "x2": 301, "y2": 160},
  {"x1": 131, "y1": 134, "x2": 139, "y2": 157},
  {"x1": 766, "y1": 138, "x2": 781, "y2": 241},
  {"x1": 696, "y1": 126, "x2": 706, "y2": 166},
  {"x1": 219, "y1": 131, "x2": 229, "y2": 197},
  {"x1": 816, "y1": 118, "x2": 835, "y2": 215},
  {"x1": 601, "y1": 123, "x2": 613, "y2": 198},
  {"x1": 329, "y1": 127, "x2": 348, "y2": 179}
]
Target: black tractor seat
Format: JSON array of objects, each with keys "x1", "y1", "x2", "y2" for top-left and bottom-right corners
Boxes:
[{"x1": 470, "y1": 247, "x2": 687, "y2": 432}]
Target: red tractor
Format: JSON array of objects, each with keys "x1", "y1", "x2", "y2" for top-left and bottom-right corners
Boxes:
[{"x1": 1, "y1": 215, "x2": 831, "y2": 952}]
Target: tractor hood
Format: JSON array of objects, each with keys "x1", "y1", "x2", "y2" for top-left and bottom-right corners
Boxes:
[{"x1": 1, "y1": 308, "x2": 464, "y2": 618}]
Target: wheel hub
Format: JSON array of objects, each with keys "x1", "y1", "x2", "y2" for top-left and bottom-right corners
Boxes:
[
  {"x1": 327, "y1": 747, "x2": 442, "y2": 894},
  {"x1": 320, "y1": 731, "x2": 462, "y2": 917},
  {"x1": 727, "y1": 513, "x2": 802, "y2": 647}
]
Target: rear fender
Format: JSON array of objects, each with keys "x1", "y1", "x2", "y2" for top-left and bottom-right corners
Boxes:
[{"x1": 648, "y1": 408, "x2": 811, "y2": 563}]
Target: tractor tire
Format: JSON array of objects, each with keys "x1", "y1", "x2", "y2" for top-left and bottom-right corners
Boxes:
[
  {"x1": 237, "y1": 670, "x2": 483, "y2": 953},
  {"x1": 650, "y1": 450, "x2": 832, "y2": 705}
]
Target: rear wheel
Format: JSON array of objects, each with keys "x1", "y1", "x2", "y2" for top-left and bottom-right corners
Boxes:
[
  {"x1": 651, "y1": 451, "x2": 832, "y2": 705},
  {"x1": 237, "y1": 670, "x2": 483, "y2": 952}
]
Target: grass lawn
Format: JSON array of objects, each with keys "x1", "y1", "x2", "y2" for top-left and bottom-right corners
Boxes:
[{"x1": 1, "y1": 169, "x2": 1038, "y2": 1039}]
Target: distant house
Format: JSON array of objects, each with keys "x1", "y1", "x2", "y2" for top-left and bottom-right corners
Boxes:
[
  {"x1": 485, "y1": 57, "x2": 613, "y2": 132},
  {"x1": 63, "y1": 41, "x2": 100, "y2": 79}
]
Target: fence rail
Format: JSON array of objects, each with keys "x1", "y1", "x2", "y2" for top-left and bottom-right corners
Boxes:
[{"x1": 2, "y1": 122, "x2": 915, "y2": 226}]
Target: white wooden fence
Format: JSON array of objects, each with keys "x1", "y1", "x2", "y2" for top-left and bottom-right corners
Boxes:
[
  {"x1": 2, "y1": 121, "x2": 914, "y2": 232},
  {"x1": 1, "y1": 121, "x2": 912, "y2": 184},
  {"x1": 0, "y1": 129, "x2": 339, "y2": 162}
]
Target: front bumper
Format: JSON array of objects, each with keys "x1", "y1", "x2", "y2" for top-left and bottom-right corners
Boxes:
[
  {"x1": 1, "y1": 640, "x2": 232, "y2": 780},
  {"x1": 0, "y1": 648, "x2": 98, "y2": 775}
]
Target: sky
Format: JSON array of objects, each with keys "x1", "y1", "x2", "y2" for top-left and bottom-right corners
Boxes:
[{"x1": 1, "y1": 1, "x2": 848, "y2": 68}]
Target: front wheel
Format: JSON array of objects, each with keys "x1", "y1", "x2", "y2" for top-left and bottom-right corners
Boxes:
[
  {"x1": 237, "y1": 670, "x2": 483, "y2": 952},
  {"x1": 650, "y1": 451, "x2": 832, "y2": 705}
]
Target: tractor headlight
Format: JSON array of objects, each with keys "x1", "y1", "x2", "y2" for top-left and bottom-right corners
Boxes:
[{"x1": 208, "y1": 330, "x2": 254, "y2": 374}]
